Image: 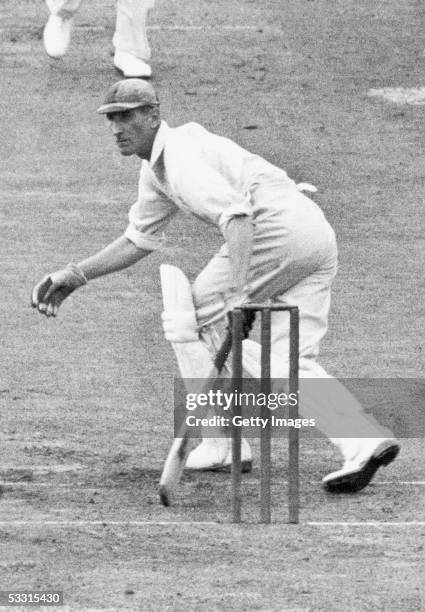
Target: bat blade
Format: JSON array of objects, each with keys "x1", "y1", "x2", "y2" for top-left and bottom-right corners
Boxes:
[
  {"x1": 158, "y1": 364, "x2": 222, "y2": 506},
  {"x1": 159, "y1": 435, "x2": 193, "y2": 507}
]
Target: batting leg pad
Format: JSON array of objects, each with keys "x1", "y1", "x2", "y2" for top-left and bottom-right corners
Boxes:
[{"x1": 160, "y1": 264, "x2": 213, "y2": 380}]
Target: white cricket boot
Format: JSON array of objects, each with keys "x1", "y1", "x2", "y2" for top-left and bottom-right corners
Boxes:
[
  {"x1": 185, "y1": 437, "x2": 253, "y2": 473},
  {"x1": 322, "y1": 438, "x2": 400, "y2": 493},
  {"x1": 113, "y1": 50, "x2": 152, "y2": 78},
  {"x1": 43, "y1": 15, "x2": 73, "y2": 58}
]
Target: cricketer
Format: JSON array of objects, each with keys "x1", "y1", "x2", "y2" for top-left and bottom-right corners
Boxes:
[{"x1": 31, "y1": 79, "x2": 399, "y2": 493}]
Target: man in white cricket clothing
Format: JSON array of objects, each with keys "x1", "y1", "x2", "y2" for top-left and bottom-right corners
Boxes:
[{"x1": 31, "y1": 79, "x2": 400, "y2": 493}]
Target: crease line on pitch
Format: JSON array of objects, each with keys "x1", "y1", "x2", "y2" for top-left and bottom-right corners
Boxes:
[
  {"x1": 0, "y1": 520, "x2": 219, "y2": 526},
  {"x1": 0, "y1": 520, "x2": 424, "y2": 527},
  {"x1": 307, "y1": 521, "x2": 425, "y2": 526}
]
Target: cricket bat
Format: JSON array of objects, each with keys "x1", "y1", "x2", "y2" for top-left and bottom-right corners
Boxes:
[{"x1": 159, "y1": 327, "x2": 233, "y2": 507}]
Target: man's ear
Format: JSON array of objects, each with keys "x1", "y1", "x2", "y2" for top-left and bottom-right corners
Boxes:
[{"x1": 150, "y1": 106, "x2": 161, "y2": 128}]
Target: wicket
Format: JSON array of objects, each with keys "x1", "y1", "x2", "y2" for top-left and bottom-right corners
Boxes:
[{"x1": 231, "y1": 304, "x2": 300, "y2": 524}]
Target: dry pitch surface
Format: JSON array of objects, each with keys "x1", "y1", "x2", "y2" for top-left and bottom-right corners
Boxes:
[{"x1": 1, "y1": 0, "x2": 424, "y2": 610}]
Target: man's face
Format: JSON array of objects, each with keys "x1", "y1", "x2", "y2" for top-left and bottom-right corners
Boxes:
[{"x1": 106, "y1": 107, "x2": 159, "y2": 159}]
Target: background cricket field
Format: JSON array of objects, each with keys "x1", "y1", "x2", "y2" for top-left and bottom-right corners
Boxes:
[{"x1": 1, "y1": 0, "x2": 424, "y2": 610}]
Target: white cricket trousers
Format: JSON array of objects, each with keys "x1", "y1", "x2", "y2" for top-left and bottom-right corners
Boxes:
[
  {"x1": 45, "y1": 0, "x2": 155, "y2": 60},
  {"x1": 192, "y1": 181, "x2": 394, "y2": 462}
]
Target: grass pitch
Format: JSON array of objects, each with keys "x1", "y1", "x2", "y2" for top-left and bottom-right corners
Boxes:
[{"x1": 0, "y1": 0, "x2": 424, "y2": 610}]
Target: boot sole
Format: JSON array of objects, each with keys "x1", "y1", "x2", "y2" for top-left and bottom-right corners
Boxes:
[{"x1": 323, "y1": 444, "x2": 400, "y2": 494}]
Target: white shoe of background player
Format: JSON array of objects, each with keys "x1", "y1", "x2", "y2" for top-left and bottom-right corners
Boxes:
[
  {"x1": 185, "y1": 437, "x2": 253, "y2": 472},
  {"x1": 113, "y1": 50, "x2": 152, "y2": 78},
  {"x1": 322, "y1": 438, "x2": 400, "y2": 493},
  {"x1": 43, "y1": 15, "x2": 73, "y2": 58}
]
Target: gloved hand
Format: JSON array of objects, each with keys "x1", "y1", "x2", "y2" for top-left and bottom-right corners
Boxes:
[{"x1": 31, "y1": 263, "x2": 87, "y2": 317}]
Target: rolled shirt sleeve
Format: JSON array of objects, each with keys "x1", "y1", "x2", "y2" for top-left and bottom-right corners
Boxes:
[
  {"x1": 163, "y1": 130, "x2": 253, "y2": 236},
  {"x1": 124, "y1": 163, "x2": 178, "y2": 250}
]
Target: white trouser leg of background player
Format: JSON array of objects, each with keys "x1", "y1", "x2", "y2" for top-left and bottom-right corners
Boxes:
[
  {"x1": 113, "y1": 0, "x2": 155, "y2": 77},
  {"x1": 113, "y1": 0, "x2": 155, "y2": 62}
]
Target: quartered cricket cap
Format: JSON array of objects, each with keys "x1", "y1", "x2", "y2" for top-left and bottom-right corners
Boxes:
[{"x1": 96, "y1": 79, "x2": 159, "y2": 114}]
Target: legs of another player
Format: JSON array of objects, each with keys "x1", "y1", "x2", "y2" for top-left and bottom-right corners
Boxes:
[
  {"x1": 113, "y1": 0, "x2": 155, "y2": 77},
  {"x1": 44, "y1": 0, "x2": 81, "y2": 58},
  {"x1": 44, "y1": 0, "x2": 155, "y2": 76}
]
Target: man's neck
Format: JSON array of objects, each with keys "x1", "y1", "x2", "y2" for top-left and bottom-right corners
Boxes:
[{"x1": 137, "y1": 124, "x2": 161, "y2": 161}]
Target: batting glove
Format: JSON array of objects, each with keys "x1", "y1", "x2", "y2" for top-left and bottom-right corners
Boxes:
[{"x1": 31, "y1": 263, "x2": 87, "y2": 317}]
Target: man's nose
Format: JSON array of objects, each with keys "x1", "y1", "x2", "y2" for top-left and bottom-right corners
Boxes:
[{"x1": 111, "y1": 120, "x2": 122, "y2": 135}]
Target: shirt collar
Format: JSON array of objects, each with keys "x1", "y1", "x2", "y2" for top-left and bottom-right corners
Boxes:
[{"x1": 149, "y1": 120, "x2": 170, "y2": 167}]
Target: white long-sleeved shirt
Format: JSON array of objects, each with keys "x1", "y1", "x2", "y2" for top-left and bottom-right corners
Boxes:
[{"x1": 124, "y1": 120, "x2": 294, "y2": 250}]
